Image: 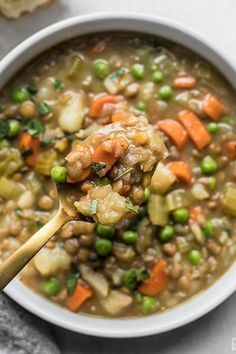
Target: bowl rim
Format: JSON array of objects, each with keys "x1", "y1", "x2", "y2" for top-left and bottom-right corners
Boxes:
[{"x1": 1, "y1": 12, "x2": 236, "y2": 338}]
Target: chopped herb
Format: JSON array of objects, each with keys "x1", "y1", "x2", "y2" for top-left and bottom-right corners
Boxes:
[
  {"x1": 125, "y1": 200, "x2": 138, "y2": 213},
  {"x1": 15, "y1": 207, "x2": 22, "y2": 217},
  {"x1": 110, "y1": 67, "x2": 126, "y2": 81},
  {"x1": 26, "y1": 118, "x2": 44, "y2": 136},
  {"x1": 21, "y1": 148, "x2": 33, "y2": 157},
  {"x1": 94, "y1": 177, "x2": 110, "y2": 186},
  {"x1": 123, "y1": 267, "x2": 149, "y2": 290},
  {"x1": 90, "y1": 199, "x2": 98, "y2": 215},
  {"x1": 226, "y1": 228, "x2": 232, "y2": 237},
  {"x1": 66, "y1": 264, "x2": 80, "y2": 295},
  {"x1": 40, "y1": 139, "x2": 54, "y2": 147},
  {"x1": 0, "y1": 100, "x2": 5, "y2": 112},
  {"x1": 39, "y1": 102, "x2": 52, "y2": 116},
  {"x1": 91, "y1": 162, "x2": 106, "y2": 173},
  {"x1": 136, "y1": 267, "x2": 149, "y2": 282},
  {"x1": 36, "y1": 220, "x2": 44, "y2": 229},
  {"x1": 26, "y1": 82, "x2": 38, "y2": 95},
  {"x1": 53, "y1": 79, "x2": 64, "y2": 92},
  {"x1": 0, "y1": 121, "x2": 9, "y2": 138}
]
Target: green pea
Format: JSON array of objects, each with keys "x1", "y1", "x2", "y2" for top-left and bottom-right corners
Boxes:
[
  {"x1": 151, "y1": 64, "x2": 158, "y2": 72},
  {"x1": 95, "y1": 238, "x2": 112, "y2": 256},
  {"x1": 207, "y1": 122, "x2": 218, "y2": 134},
  {"x1": 96, "y1": 224, "x2": 115, "y2": 238},
  {"x1": 51, "y1": 166, "x2": 67, "y2": 183},
  {"x1": 159, "y1": 225, "x2": 174, "y2": 242},
  {"x1": 122, "y1": 230, "x2": 137, "y2": 244},
  {"x1": 0, "y1": 139, "x2": 11, "y2": 149},
  {"x1": 172, "y1": 208, "x2": 189, "y2": 224},
  {"x1": 188, "y1": 249, "x2": 202, "y2": 265},
  {"x1": 135, "y1": 101, "x2": 147, "y2": 112},
  {"x1": 7, "y1": 120, "x2": 21, "y2": 138},
  {"x1": 144, "y1": 187, "x2": 151, "y2": 202},
  {"x1": 95, "y1": 177, "x2": 111, "y2": 186},
  {"x1": 131, "y1": 63, "x2": 145, "y2": 80},
  {"x1": 200, "y1": 155, "x2": 218, "y2": 175},
  {"x1": 141, "y1": 296, "x2": 157, "y2": 315},
  {"x1": 39, "y1": 102, "x2": 51, "y2": 116},
  {"x1": 41, "y1": 277, "x2": 61, "y2": 296},
  {"x1": 158, "y1": 85, "x2": 173, "y2": 101},
  {"x1": 152, "y1": 70, "x2": 164, "y2": 84},
  {"x1": 12, "y1": 87, "x2": 30, "y2": 103},
  {"x1": 203, "y1": 220, "x2": 214, "y2": 237},
  {"x1": 93, "y1": 59, "x2": 110, "y2": 80}
]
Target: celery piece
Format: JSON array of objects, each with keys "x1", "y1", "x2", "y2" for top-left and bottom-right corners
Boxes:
[
  {"x1": 35, "y1": 150, "x2": 57, "y2": 176},
  {"x1": 67, "y1": 55, "x2": 82, "y2": 79},
  {"x1": 0, "y1": 148, "x2": 23, "y2": 176},
  {"x1": 221, "y1": 183, "x2": 236, "y2": 216},
  {"x1": 0, "y1": 177, "x2": 23, "y2": 200},
  {"x1": 147, "y1": 194, "x2": 168, "y2": 226},
  {"x1": 166, "y1": 189, "x2": 191, "y2": 212}
]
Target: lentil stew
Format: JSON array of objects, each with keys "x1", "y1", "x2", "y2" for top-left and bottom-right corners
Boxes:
[{"x1": 0, "y1": 33, "x2": 236, "y2": 317}]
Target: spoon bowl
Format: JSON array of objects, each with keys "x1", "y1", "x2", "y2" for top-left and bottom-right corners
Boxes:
[{"x1": 0, "y1": 185, "x2": 76, "y2": 290}]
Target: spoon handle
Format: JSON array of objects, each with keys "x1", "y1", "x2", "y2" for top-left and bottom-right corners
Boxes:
[{"x1": 0, "y1": 208, "x2": 70, "y2": 290}]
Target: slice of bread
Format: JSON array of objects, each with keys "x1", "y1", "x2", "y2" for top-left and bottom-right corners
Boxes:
[{"x1": 0, "y1": 0, "x2": 54, "y2": 19}]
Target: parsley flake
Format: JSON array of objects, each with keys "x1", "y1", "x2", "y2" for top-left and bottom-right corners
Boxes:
[
  {"x1": 91, "y1": 162, "x2": 106, "y2": 173},
  {"x1": 125, "y1": 200, "x2": 138, "y2": 213}
]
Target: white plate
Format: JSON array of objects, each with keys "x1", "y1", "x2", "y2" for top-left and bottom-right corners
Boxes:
[{"x1": 1, "y1": 13, "x2": 236, "y2": 338}]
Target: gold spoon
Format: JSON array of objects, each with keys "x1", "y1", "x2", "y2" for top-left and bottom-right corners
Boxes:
[{"x1": 0, "y1": 185, "x2": 78, "y2": 290}]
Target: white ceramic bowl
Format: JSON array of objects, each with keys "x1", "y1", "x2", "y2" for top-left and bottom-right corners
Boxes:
[{"x1": 1, "y1": 13, "x2": 236, "y2": 338}]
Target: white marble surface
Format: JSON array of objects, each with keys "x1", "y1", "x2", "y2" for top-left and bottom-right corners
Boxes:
[{"x1": 1, "y1": 1, "x2": 236, "y2": 353}]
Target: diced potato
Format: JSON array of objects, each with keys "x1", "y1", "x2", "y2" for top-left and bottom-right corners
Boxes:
[
  {"x1": 191, "y1": 183, "x2": 209, "y2": 200},
  {"x1": 0, "y1": 177, "x2": 23, "y2": 200},
  {"x1": 100, "y1": 290, "x2": 133, "y2": 316},
  {"x1": 17, "y1": 190, "x2": 35, "y2": 209},
  {"x1": 34, "y1": 246, "x2": 71, "y2": 276},
  {"x1": 148, "y1": 194, "x2": 168, "y2": 226},
  {"x1": 150, "y1": 162, "x2": 176, "y2": 194},
  {"x1": 58, "y1": 91, "x2": 85, "y2": 133},
  {"x1": 79, "y1": 264, "x2": 109, "y2": 298}
]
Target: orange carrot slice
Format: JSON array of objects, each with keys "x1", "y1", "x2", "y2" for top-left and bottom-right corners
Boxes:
[
  {"x1": 66, "y1": 284, "x2": 92, "y2": 311},
  {"x1": 202, "y1": 93, "x2": 227, "y2": 121},
  {"x1": 166, "y1": 161, "x2": 192, "y2": 184},
  {"x1": 89, "y1": 95, "x2": 118, "y2": 118},
  {"x1": 138, "y1": 260, "x2": 168, "y2": 296},
  {"x1": 19, "y1": 133, "x2": 40, "y2": 167},
  {"x1": 178, "y1": 110, "x2": 211, "y2": 150},
  {"x1": 92, "y1": 138, "x2": 129, "y2": 175},
  {"x1": 157, "y1": 119, "x2": 188, "y2": 150},
  {"x1": 190, "y1": 206, "x2": 204, "y2": 222},
  {"x1": 225, "y1": 141, "x2": 236, "y2": 160},
  {"x1": 173, "y1": 77, "x2": 196, "y2": 89}
]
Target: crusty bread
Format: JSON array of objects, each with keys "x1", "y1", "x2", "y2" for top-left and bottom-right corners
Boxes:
[{"x1": 0, "y1": 0, "x2": 54, "y2": 19}]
